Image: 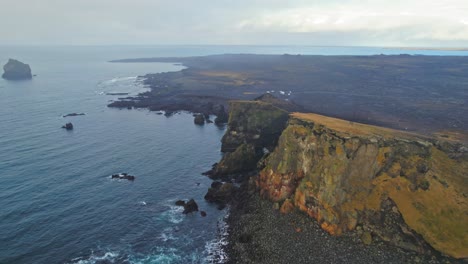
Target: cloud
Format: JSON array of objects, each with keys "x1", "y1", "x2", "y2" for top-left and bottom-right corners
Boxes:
[
  {"x1": 0, "y1": 0, "x2": 467, "y2": 45},
  {"x1": 236, "y1": 0, "x2": 468, "y2": 42}
]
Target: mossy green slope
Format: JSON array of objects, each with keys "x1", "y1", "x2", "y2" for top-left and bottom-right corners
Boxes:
[{"x1": 258, "y1": 113, "x2": 468, "y2": 259}]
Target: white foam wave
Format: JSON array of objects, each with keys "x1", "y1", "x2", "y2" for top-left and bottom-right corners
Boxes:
[
  {"x1": 69, "y1": 251, "x2": 119, "y2": 264},
  {"x1": 159, "y1": 227, "x2": 178, "y2": 242},
  {"x1": 157, "y1": 200, "x2": 184, "y2": 224},
  {"x1": 204, "y1": 209, "x2": 230, "y2": 263},
  {"x1": 102, "y1": 76, "x2": 137, "y2": 85},
  {"x1": 128, "y1": 247, "x2": 182, "y2": 264}
]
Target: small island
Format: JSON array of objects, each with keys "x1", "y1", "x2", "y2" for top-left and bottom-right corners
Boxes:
[{"x1": 2, "y1": 59, "x2": 33, "y2": 80}]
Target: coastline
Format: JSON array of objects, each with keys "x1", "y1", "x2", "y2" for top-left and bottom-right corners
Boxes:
[
  {"x1": 109, "y1": 54, "x2": 468, "y2": 140},
  {"x1": 106, "y1": 54, "x2": 468, "y2": 262}
]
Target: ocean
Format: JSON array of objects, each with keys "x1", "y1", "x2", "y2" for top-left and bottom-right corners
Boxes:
[{"x1": 1, "y1": 45, "x2": 467, "y2": 264}]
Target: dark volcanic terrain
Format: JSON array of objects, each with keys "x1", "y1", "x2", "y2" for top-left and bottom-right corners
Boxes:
[{"x1": 111, "y1": 54, "x2": 468, "y2": 142}]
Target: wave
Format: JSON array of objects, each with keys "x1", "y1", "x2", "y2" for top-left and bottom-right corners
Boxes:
[
  {"x1": 68, "y1": 250, "x2": 120, "y2": 264},
  {"x1": 155, "y1": 200, "x2": 185, "y2": 224},
  {"x1": 204, "y1": 209, "x2": 230, "y2": 264},
  {"x1": 100, "y1": 76, "x2": 137, "y2": 86},
  {"x1": 158, "y1": 227, "x2": 178, "y2": 242}
]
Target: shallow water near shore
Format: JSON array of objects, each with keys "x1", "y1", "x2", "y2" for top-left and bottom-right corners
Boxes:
[{"x1": 1, "y1": 45, "x2": 467, "y2": 264}]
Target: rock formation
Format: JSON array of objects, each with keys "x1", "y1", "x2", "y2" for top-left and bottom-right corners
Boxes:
[
  {"x1": 111, "y1": 173, "x2": 135, "y2": 181},
  {"x1": 183, "y1": 199, "x2": 199, "y2": 214},
  {"x1": 204, "y1": 182, "x2": 235, "y2": 209},
  {"x1": 213, "y1": 99, "x2": 468, "y2": 259},
  {"x1": 63, "y1": 113, "x2": 85, "y2": 117},
  {"x1": 62, "y1": 123, "x2": 73, "y2": 130},
  {"x1": 2, "y1": 59, "x2": 32, "y2": 80},
  {"x1": 194, "y1": 114, "x2": 205, "y2": 125}
]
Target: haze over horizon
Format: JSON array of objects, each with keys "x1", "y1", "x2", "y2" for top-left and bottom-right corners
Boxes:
[{"x1": 1, "y1": 0, "x2": 468, "y2": 47}]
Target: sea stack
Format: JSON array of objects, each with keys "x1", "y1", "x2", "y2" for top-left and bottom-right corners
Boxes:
[{"x1": 2, "y1": 59, "x2": 32, "y2": 80}]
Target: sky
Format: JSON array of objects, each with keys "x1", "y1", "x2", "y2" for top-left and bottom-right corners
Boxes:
[{"x1": 1, "y1": 0, "x2": 467, "y2": 46}]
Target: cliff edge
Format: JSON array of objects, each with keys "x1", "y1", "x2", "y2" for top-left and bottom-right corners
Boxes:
[{"x1": 216, "y1": 99, "x2": 467, "y2": 259}]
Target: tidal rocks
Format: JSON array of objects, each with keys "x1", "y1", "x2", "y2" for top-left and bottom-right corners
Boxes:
[
  {"x1": 183, "y1": 199, "x2": 199, "y2": 214},
  {"x1": 204, "y1": 182, "x2": 235, "y2": 209},
  {"x1": 111, "y1": 173, "x2": 135, "y2": 181},
  {"x1": 63, "y1": 113, "x2": 85, "y2": 117},
  {"x1": 194, "y1": 114, "x2": 205, "y2": 125},
  {"x1": 61, "y1": 122, "x2": 73, "y2": 130},
  {"x1": 2, "y1": 59, "x2": 32, "y2": 80}
]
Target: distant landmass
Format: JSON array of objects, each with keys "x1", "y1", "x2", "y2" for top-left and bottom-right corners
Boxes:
[
  {"x1": 385, "y1": 47, "x2": 468, "y2": 51},
  {"x1": 2, "y1": 59, "x2": 32, "y2": 80},
  {"x1": 110, "y1": 54, "x2": 468, "y2": 143}
]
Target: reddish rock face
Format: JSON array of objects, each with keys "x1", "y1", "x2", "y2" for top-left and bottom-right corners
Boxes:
[
  {"x1": 212, "y1": 100, "x2": 467, "y2": 259},
  {"x1": 256, "y1": 115, "x2": 468, "y2": 259}
]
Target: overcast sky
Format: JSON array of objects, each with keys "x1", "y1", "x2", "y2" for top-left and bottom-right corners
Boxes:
[{"x1": 1, "y1": 0, "x2": 467, "y2": 46}]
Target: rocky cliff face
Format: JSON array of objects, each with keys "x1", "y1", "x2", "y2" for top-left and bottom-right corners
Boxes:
[
  {"x1": 210, "y1": 100, "x2": 289, "y2": 178},
  {"x1": 218, "y1": 100, "x2": 468, "y2": 259},
  {"x1": 2, "y1": 59, "x2": 32, "y2": 80}
]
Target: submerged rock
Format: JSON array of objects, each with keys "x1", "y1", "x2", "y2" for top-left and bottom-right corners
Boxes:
[
  {"x1": 2, "y1": 59, "x2": 32, "y2": 80},
  {"x1": 61, "y1": 122, "x2": 73, "y2": 130},
  {"x1": 63, "y1": 113, "x2": 85, "y2": 117},
  {"x1": 111, "y1": 173, "x2": 135, "y2": 181}
]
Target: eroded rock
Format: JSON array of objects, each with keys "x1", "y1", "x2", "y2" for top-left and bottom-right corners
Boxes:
[{"x1": 2, "y1": 59, "x2": 32, "y2": 80}]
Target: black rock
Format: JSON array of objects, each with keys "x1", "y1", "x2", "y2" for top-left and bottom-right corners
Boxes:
[
  {"x1": 214, "y1": 111, "x2": 228, "y2": 124},
  {"x1": 2, "y1": 59, "x2": 32, "y2": 80},
  {"x1": 211, "y1": 181, "x2": 223, "y2": 189},
  {"x1": 63, "y1": 113, "x2": 85, "y2": 117},
  {"x1": 62, "y1": 122, "x2": 73, "y2": 130},
  {"x1": 194, "y1": 114, "x2": 205, "y2": 125},
  {"x1": 183, "y1": 199, "x2": 199, "y2": 214},
  {"x1": 111, "y1": 173, "x2": 135, "y2": 181},
  {"x1": 204, "y1": 182, "x2": 234, "y2": 208},
  {"x1": 200, "y1": 211, "x2": 207, "y2": 217}
]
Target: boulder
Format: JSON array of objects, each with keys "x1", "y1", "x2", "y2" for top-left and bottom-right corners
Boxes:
[
  {"x1": 194, "y1": 114, "x2": 205, "y2": 125},
  {"x1": 62, "y1": 122, "x2": 73, "y2": 130},
  {"x1": 200, "y1": 211, "x2": 207, "y2": 217},
  {"x1": 2, "y1": 59, "x2": 32, "y2": 80},
  {"x1": 183, "y1": 199, "x2": 199, "y2": 214},
  {"x1": 204, "y1": 182, "x2": 234, "y2": 207}
]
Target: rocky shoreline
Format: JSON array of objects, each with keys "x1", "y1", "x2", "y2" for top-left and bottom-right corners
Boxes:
[
  {"x1": 224, "y1": 181, "x2": 461, "y2": 264},
  {"x1": 202, "y1": 96, "x2": 467, "y2": 263}
]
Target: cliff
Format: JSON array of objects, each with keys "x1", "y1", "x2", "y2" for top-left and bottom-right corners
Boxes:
[
  {"x1": 2, "y1": 59, "x2": 32, "y2": 80},
  {"x1": 217, "y1": 100, "x2": 468, "y2": 259},
  {"x1": 209, "y1": 100, "x2": 289, "y2": 178}
]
